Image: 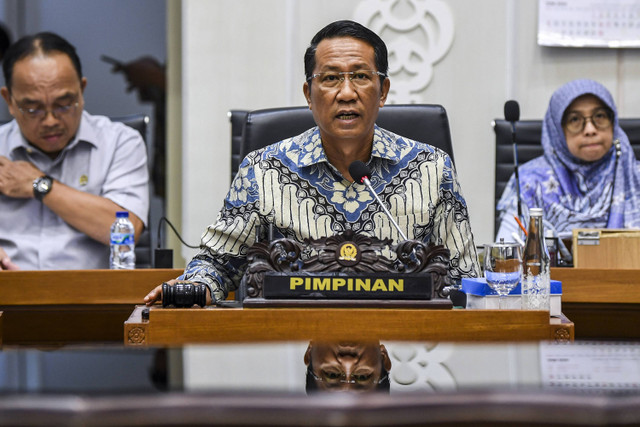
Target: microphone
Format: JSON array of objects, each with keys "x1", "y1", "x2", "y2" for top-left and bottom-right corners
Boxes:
[
  {"x1": 504, "y1": 100, "x2": 524, "y2": 223},
  {"x1": 504, "y1": 99, "x2": 520, "y2": 122},
  {"x1": 348, "y1": 161, "x2": 408, "y2": 242}
]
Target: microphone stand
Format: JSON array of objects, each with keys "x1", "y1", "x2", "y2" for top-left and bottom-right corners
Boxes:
[
  {"x1": 504, "y1": 100, "x2": 524, "y2": 227},
  {"x1": 360, "y1": 176, "x2": 408, "y2": 242},
  {"x1": 510, "y1": 121, "x2": 523, "y2": 223}
]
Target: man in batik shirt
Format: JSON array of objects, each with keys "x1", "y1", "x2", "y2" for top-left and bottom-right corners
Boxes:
[{"x1": 145, "y1": 20, "x2": 479, "y2": 306}]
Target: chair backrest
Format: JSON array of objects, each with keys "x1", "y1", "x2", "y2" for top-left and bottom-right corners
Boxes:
[
  {"x1": 239, "y1": 104, "x2": 455, "y2": 165},
  {"x1": 493, "y1": 118, "x2": 640, "y2": 234},
  {"x1": 112, "y1": 114, "x2": 150, "y2": 142},
  {"x1": 228, "y1": 109, "x2": 249, "y2": 181},
  {"x1": 112, "y1": 114, "x2": 153, "y2": 268}
]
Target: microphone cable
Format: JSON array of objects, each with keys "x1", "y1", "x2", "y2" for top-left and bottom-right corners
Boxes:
[
  {"x1": 157, "y1": 216, "x2": 200, "y2": 249},
  {"x1": 504, "y1": 99, "x2": 524, "y2": 223}
]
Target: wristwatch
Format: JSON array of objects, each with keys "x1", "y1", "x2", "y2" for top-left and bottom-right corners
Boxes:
[{"x1": 33, "y1": 175, "x2": 53, "y2": 201}]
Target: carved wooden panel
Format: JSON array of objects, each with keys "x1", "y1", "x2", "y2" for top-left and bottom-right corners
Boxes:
[{"x1": 242, "y1": 231, "x2": 451, "y2": 306}]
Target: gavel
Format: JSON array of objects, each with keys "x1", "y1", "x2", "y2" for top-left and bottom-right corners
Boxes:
[{"x1": 161, "y1": 282, "x2": 207, "y2": 308}]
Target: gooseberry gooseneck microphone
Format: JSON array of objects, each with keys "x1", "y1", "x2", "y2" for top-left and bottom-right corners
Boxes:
[
  {"x1": 504, "y1": 100, "x2": 524, "y2": 223},
  {"x1": 348, "y1": 160, "x2": 408, "y2": 242}
]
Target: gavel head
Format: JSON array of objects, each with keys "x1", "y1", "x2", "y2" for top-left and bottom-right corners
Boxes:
[{"x1": 162, "y1": 282, "x2": 207, "y2": 308}]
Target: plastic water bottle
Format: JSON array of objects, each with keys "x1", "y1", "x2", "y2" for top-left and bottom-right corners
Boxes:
[{"x1": 110, "y1": 211, "x2": 136, "y2": 269}]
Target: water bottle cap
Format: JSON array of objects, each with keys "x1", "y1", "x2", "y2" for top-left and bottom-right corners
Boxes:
[
  {"x1": 116, "y1": 211, "x2": 129, "y2": 218},
  {"x1": 529, "y1": 208, "x2": 543, "y2": 217}
]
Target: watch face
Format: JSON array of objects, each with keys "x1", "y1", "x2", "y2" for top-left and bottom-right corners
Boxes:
[
  {"x1": 34, "y1": 176, "x2": 53, "y2": 200},
  {"x1": 37, "y1": 179, "x2": 51, "y2": 192}
]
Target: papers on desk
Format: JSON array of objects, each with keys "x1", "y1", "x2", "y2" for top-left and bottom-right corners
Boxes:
[{"x1": 540, "y1": 341, "x2": 640, "y2": 393}]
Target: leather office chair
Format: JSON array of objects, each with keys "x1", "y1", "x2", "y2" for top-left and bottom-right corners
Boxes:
[
  {"x1": 111, "y1": 114, "x2": 153, "y2": 268},
  {"x1": 228, "y1": 109, "x2": 249, "y2": 181},
  {"x1": 239, "y1": 104, "x2": 455, "y2": 164},
  {"x1": 493, "y1": 118, "x2": 640, "y2": 234}
]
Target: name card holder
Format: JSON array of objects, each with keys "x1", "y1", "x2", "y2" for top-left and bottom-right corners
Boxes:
[{"x1": 240, "y1": 230, "x2": 453, "y2": 309}]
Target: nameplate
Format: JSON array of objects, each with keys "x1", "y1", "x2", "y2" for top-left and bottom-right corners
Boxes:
[{"x1": 262, "y1": 272, "x2": 433, "y2": 300}]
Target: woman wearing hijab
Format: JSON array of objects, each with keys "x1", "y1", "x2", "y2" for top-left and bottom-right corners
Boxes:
[{"x1": 496, "y1": 79, "x2": 640, "y2": 242}]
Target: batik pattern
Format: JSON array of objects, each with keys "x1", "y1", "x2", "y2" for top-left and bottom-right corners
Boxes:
[
  {"x1": 181, "y1": 126, "x2": 479, "y2": 301},
  {"x1": 497, "y1": 79, "x2": 640, "y2": 240}
]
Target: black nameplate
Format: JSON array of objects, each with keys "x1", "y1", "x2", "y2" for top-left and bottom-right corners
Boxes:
[{"x1": 262, "y1": 272, "x2": 433, "y2": 300}]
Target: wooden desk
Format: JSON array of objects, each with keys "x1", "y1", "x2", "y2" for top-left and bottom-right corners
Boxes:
[
  {"x1": 0, "y1": 269, "x2": 183, "y2": 346},
  {"x1": 124, "y1": 305, "x2": 573, "y2": 346},
  {"x1": 551, "y1": 268, "x2": 640, "y2": 339},
  {"x1": 2, "y1": 389, "x2": 639, "y2": 426}
]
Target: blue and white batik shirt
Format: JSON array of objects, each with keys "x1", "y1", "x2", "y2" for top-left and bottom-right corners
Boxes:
[{"x1": 181, "y1": 125, "x2": 480, "y2": 301}]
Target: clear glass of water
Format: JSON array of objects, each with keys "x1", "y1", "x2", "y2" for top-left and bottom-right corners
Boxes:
[{"x1": 483, "y1": 241, "x2": 523, "y2": 309}]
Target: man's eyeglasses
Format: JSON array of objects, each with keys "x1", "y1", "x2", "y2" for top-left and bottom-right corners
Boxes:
[
  {"x1": 309, "y1": 369, "x2": 387, "y2": 387},
  {"x1": 307, "y1": 70, "x2": 387, "y2": 91},
  {"x1": 563, "y1": 108, "x2": 612, "y2": 134},
  {"x1": 13, "y1": 97, "x2": 79, "y2": 121}
]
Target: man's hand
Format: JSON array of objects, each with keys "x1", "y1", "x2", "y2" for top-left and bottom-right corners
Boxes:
[
  {"x1": 0, "y1": 156, "x2": 43, "y2": 198},
  {"x1": 0, "y1": 247, "x2": 20, "y2": 270},
  {"x1": 143, "y1": 279, "x2": 174, "y2": 306}
]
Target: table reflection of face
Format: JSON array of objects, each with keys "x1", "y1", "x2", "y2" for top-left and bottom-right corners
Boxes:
[{"x1": 304, "y1": 341, "x2": 391, "y2": 392}]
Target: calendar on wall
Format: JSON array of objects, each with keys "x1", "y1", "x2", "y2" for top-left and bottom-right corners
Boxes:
[
  {"x1": 538, "y1": 0, "x2": 640, "y2": 48},
  {"x1": 540, "y1": 341, "x2": 640, "y2": 393}
]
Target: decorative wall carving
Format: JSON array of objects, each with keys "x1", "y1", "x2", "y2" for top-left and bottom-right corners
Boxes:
[
  {"x1": 354, "y1": 0, "x2": 455, "y2": 103},
  {"x1": 388, "y1": 343, "x2": 457, "y2": 391}
]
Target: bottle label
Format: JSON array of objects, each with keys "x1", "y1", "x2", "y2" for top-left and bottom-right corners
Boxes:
[{"x1": 110, "y1": 232, "x2": 134, "y2": 245}]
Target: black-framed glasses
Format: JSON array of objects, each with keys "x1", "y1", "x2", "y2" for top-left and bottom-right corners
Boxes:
[
  {"x1": 307, "y1": 70, "x2": 387, "y2": 91},
  {"x1": 563, "y1": 108, "x2": 612, "y2": 134},
  {"x1": 12, "y1": 96, "x2": 80, "y2": 121},
  {"x1": 309, "y1": 368, "x2": 387, "y2": 387}
]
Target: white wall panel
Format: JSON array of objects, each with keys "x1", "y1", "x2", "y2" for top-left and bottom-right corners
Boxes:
[
  {"x1": 182, "y1": 342, "x2": 541, "y2": 393},
  {"x1": 175, "y1": 0, "x2": 640, "y2": 257}
]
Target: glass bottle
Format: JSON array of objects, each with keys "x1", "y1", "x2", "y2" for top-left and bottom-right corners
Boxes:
[{"x1": 521, "y1": 208, "x2": 550, "y2": 310}]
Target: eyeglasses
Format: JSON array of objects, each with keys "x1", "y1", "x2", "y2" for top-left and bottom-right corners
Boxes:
[
  {"x1": 309, "y1": 369, "x2": 387, "y2": 387},
  {"x1": 563, "y1": 108, "x2": 612, "y2": 134},
  {"x1": 307, "y1": 70, "x2": 387, "y2": 91},
  {"x1": 13, "y1": 97, "x2": 80, "y2": 121}
]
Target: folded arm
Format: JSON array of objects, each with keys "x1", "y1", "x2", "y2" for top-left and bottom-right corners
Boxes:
[
  {"x1": 43, "y1": 179, "x2": 143, "y2": 245},
  {"x1": 0, "y1": 155, "x2": 143, "y2": 245}
]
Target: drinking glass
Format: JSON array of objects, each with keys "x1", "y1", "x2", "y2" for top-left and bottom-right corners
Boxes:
[{"x1": 483, "y1": 241, "x2": 523, "y2": 309}]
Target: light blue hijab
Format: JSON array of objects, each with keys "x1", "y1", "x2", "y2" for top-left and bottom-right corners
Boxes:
[{"x1": 497, "y1": 79, "x2": 640, "y2": 235}]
